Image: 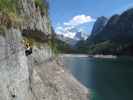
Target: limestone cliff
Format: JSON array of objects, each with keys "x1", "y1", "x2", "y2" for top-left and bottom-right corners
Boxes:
[{"x1": 0, "y1": 0, "x2": 89, "y2": 100}]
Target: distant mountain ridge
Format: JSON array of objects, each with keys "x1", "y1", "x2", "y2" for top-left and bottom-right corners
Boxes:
[
  {"x1": 56, "y1": 31, "x2": 85, "y2": 46},
  {"x1": 56, "y1": 34, "x2": 78, "y2": 46},
  {"x1": 90, "y1": 8, "x2": 133, "y2": 42},
  {"x1": 75, "y1": 8, "x2": 133, "y2": 55}
]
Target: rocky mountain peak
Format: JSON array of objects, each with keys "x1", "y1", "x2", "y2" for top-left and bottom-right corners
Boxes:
[{"x1": 91, "y1": 16, "x2": 108, "y2": 37}]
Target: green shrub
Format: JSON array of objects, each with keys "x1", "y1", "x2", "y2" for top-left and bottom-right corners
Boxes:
[
  {"x1": 48, "y1": 38, "x2": 60, "y2": 56},
  {"x1": 0, "y1": 0, "x2": 19, "y2": 14},
  {"x1": 0, "y1": 0, "x2": 23, "y2": 28}
]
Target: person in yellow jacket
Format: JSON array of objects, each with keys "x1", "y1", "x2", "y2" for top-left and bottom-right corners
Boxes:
[{"x1": 22, "y1": 40, "x2": 32, "y2": 56}]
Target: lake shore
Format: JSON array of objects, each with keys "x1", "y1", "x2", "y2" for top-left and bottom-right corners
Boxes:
[
  {"x1": 60, "y1": 54, "x2": 117, "y2": 59},
  {"x1": 90, "y1": 54, "x2": 117, "y2": 59},
  {"x1": 60, "y1": 54, "x2": 89, "y2": 57}
]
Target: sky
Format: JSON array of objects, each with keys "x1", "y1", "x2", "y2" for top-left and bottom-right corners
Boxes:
[{"x1": 49, "y1": 0, "x2": 133, "y2": 39}]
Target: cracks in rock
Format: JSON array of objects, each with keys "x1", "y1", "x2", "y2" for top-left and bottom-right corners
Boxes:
[
  {"x1": 28, "y1": 78, "x2": 38, "y2": 100},
  {"x1": 27, "y1": 56, "x2": 38, "y2": 100}
]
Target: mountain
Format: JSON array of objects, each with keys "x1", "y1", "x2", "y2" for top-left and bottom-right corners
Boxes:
[
  {"x1": 91, "y1": 16, "x2": 108, "y2": 37},
  {"x1": 55, "y1": 30, "x2": 87, "y2": 45},
  {"x1": 56, "y1": 34, "x2": 78, "y2": 46},
  {"x1": 54, "y1": 32, "x2": 85, "y2": 53},
  {"x1": 90, "y1": 8, "x2": 133, "y2": 42},
  {"x1": 76, "y1": 8, "x2": 133, "y2": 55},
  {"x1": 51, "y1": 35, "x2": 77, "y2": 53},
  {"x1": 74, "y1": 31, "x2": 84, "y2": 40},
  {"x1": 89, "y1": 14, "x2": 120, "y2": 42}
]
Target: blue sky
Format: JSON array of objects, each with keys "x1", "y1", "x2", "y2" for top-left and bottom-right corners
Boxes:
[{"x1": 49, "y1": 0, "x2": 133, "y2": 38}]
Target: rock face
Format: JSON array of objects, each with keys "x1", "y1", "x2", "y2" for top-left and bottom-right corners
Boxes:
[
  {"x1": 0, "y1": 28, "x2": 34, "y2": 100},
  {"x1": 91, "y1": 16, "x2": 108, "y2": 37},
  {"x1": 74, "y1": 32, "x2": 84, "y2": 40},
  {"x1": 0, "y1": 0, "x2": 89, "y2": 100},
  {"x1": 19, "y1": 0, "x2": 51, "y2": 35}
]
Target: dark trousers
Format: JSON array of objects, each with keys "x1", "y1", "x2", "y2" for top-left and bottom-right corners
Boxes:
[{"x1": 25, "y1": 48, "x2": 32, "y2": 56}]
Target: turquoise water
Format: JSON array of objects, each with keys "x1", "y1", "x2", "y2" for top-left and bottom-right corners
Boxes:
[{"x1": 63, "y1": 56, "x2": 133, "y2": 100}]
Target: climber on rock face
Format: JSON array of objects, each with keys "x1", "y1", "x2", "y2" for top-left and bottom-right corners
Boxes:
[
  {"x1": 25, "y1": 42, "x2": 32, "y2": 56},
  {"x1": 22, "y1": 40, "x2": 32, "y2": 56}
]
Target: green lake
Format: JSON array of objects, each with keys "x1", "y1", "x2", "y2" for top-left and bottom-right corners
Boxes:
[{"x1": 63, "y1": 56, "x2": 133, "y2": 100}]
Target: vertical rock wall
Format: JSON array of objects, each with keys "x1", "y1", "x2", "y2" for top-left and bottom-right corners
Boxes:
[{"x1": 0, "y1": 28, "x2": 34, "y2": 100}]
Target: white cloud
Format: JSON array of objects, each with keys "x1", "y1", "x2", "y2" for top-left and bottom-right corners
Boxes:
[
  {"x1": 55, "y1": 26, "x2": 76, "y2": 38},
  {"x1": 55, "y1": 14, "x2": 96, "y2": 39},
  {"x1": 64, "y1": 14, "x2": 96, "y2": 26},
  {"x1": 64, "y1": 31, "x2": 76, "y2": 38},
  {"x1": 64, "y1": 26, "x2": 74, "y2": 31},
  {"x1": 55, "y1": 26, "x2": 63, "y2": 31}
]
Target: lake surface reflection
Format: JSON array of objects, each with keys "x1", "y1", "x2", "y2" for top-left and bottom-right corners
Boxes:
[{"x1": 63, "y1": 56, "x2": 133, "y2": 100}]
